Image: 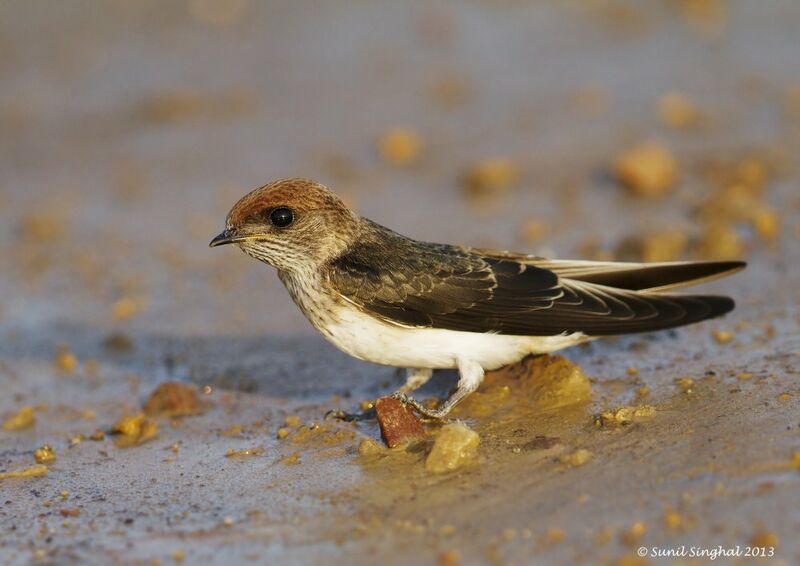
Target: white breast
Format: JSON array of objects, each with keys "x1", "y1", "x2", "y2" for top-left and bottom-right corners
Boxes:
[
  {"x1": 280, "y1": 271, "x2": 587, "y2": 371},
  {"x1": 319, "y1": 300, "x2": 587, "y2": 371}
]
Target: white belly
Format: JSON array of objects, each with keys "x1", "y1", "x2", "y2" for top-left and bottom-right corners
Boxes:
[{"x1": 321, "y1": 302, "x2": 587, "y2": 370}]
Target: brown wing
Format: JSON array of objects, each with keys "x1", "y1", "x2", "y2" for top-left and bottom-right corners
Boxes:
[{"x1": 325, "y1": 224, "x2": 736, "y2": 336}]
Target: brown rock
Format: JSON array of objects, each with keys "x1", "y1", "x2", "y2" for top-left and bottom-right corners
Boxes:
[
  {"x1": 144, "y1": 382, "x2": 203, "y2": 417},
  {"x1": 375, "y1": 397, "x2": 425, "y2": 448}
]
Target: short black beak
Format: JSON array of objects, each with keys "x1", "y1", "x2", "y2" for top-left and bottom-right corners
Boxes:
[{"x1": 209, "y1": 229, "x2": 236, "y2": 247}]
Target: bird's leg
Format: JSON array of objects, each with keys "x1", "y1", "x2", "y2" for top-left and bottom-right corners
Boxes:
[
  {"x1": 393, "y1": 359, "x2": 484, "y2": 420},
  {"x1": 395, "y1": 368, "x2": 434, "y2": 395},
  {"x1": 327, "y1": 368, "x2": 434, "y2": 421}
]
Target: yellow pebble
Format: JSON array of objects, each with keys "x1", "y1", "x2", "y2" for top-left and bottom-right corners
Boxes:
[
  {"x1": 34, "y1": 445, "x2": 56, "y2": 465},
  {"x1": 54, "y1": 346, "x2": 78, "y2": 373},
  {"x1": 3, "y1": 406, "x2": 36, "y2": 431},
  {"x1": 378, "y1": 127, "x2": 424, "y2": 166}
]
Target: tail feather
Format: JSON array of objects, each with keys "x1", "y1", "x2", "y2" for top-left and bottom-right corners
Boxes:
[
  {"x1": 529, "y1": 259, "x2": 743, "y2": 336},
  {"x1": 553, "y1": 290, "x2": 736, "y2": 336},
  {"x1": 537, "y1": 259, "x2": 746, "y2": 292}
]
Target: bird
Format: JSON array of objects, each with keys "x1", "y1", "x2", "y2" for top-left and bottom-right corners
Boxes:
[{"x1": 210, "y1": 178, "x2": 745, "y2": 419}]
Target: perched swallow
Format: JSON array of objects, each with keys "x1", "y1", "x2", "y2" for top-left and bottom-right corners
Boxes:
[{"x1": 211, "y1": 178, "x2": 745, "y2": 418}]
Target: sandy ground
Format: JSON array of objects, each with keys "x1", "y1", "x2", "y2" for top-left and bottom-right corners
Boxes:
[{"x1": 1, "y1": 1, "x2": 799, "y2": 564}]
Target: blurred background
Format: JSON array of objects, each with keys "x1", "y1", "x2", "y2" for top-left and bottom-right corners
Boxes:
[
  {"x1": 1, "y1": 1, "x2": 798, "y2": 564},
  {"x1": 1, "y1": 0, "x2": 797, "y2": 337}
]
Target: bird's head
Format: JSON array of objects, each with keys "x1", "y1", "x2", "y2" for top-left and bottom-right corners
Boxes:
[{"x1": 210, "y1": 178, "x2": 359, "y2": 273}]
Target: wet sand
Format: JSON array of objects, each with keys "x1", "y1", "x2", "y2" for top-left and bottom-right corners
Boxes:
[{"x1": 1, "y1": 2, "x2": 799, "y2": 564}]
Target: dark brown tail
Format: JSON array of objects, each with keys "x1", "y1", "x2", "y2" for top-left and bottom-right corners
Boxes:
[{"x1": 527, "y1": 259, "x2": 744, "y2": 336}]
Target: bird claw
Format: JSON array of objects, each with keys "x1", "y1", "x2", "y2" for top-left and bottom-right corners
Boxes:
[
  {"x1": 327, "y1": 394, "x2": 453, "y2": 422},
  {"x1": 390, "y1": 392, "x2": 450, "y2": 421}
]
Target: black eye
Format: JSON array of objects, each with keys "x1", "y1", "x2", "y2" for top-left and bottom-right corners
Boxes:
[{"x1": 269, "y1": 207, "x2": 294, "y2": 228}]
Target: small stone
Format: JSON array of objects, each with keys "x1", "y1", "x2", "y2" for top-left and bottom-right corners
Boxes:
[
  {"x1": 749, "y1": 206, "x2": 781, "y2": 241},
  {"x1": 750, "y1": 531, "x2": 779, "y2": 548},
  {"x1": 89, "y1": 429, "x2": 105, "y2": 441},
  {"x1": 112, "y1": 413, "x2": 158, "y2": 447},
  {"x1": 438, "y1": 550, "x2": 461, "y2": 566},
  {"x1": 281, "y1": 452, "x2": 300, "y2": 465},
  {"x1": 34, "y1": 445, "x2": 56, "y2": 465},
  {"x1": 613, "y1": 141, "x2": 678, "y2": 197},
  {"x1": 462, "y1": 158, "x2": 521, "y2": 202},
  {"x1": 559, "y1": 448, "x2": 592, "y2": 467},
  {"x1": 712, "y1": 329, "x2": 734, "y2": 344},
  {"x1": 657, "y1": 92, "x2": 701, "y2": 129},
  {"x1": 378, "y1": 127, "x2": 424, "y2": 166},
  {"x1": 357, "y1": 437, "x2": 385, "y2": 456},
  {"x1": 546, "y1": 528, "x2": 566, "y2": 543},
  {"x1": 3, "y1": 406, "x2": 36, "y2": 431},
  {"x1": 425, "y1": 422, "x2": 480, "y2": 473},
  {"x1": 675, "y1": 377, "x2": 695, "y2": 393},
  {"x1": 112, "y1": 297, "x2": 144, "y2": 320},
  {"x1": 225, "y1": 447, "x2": 264, "y2": 458},
  {"x1": 597, "y1": 405, "x2": 655, "y2": 426},
  {"x1": 18, "y1": 210, "x2": 67, "y2": 242},
  {"x1": 375, "y1": 397, "x2": 425, "y2": 448},
  {"x1": 54, "y1": 345, "x2": 78, "y2": 374},
  {"x1": 144, "y1": 382, "x2": 202, "y2": 417},
  {"x1": 283, "y1": 415, "x2": 302, "y2": 427},
  {"x1": 663, "y1": 510, "x2": 683, "y2": 530},
  {"x1": 619, "y1": 522, "x2": 647, "y2": 545}
]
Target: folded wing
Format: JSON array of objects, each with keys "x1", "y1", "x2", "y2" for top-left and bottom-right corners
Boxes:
[{"x1": 326, "y1": 228, "x2": 742, "y2": 336}]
